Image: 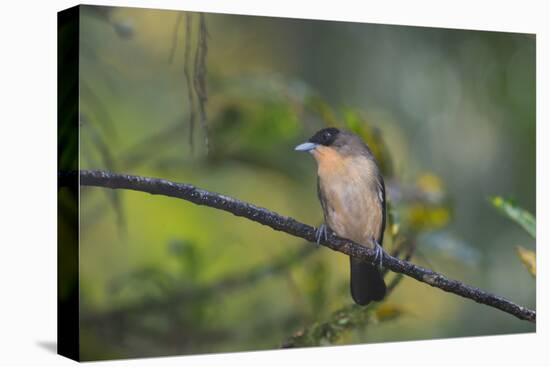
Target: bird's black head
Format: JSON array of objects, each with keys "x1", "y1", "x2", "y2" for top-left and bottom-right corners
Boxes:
[
  {"x1": 308, "y1": 127, "x2": 340, "y2": 146},
  {"x1": 295, "y1": 127, "x2": 343, "y2": 153},
  {"x1": 296, "y1": 127, "x2": 369, "y2": 156}
]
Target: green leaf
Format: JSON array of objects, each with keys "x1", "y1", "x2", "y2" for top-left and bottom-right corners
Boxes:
[{"x1": 490, "y1": 196, "x2": 536, "y2": 238}]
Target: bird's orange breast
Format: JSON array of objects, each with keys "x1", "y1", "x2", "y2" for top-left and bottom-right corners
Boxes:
[{"x1": 314, "y1": 146, "x2": 383, "y2": 248}]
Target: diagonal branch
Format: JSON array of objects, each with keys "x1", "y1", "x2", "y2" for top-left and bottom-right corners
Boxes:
[{"x1": 70, "y1": 169, "x2": 536, "y2": 323}]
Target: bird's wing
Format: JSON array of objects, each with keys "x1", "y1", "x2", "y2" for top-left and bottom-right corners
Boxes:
[
  {"x1": 317, "y1": 176, "x2": 329, "y2": 224},
  {"x1": 376, "y1": 172, "x2": 386, "y2": 245}
]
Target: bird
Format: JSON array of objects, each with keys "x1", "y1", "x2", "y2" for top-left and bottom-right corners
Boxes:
[{"x1": 295, "y1": 127, "x2": 387, "y2": 306}]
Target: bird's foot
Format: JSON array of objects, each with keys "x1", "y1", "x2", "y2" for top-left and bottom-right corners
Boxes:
[
  {"x1": 315, "y1": 224, "x2": 328, "y2": 247},
  {"x1": 373, "y1": 240, "x2": 385, "y2": 269}
]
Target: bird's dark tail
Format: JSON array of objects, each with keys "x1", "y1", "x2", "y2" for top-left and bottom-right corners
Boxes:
[{"x1": 349, "y1": 256, "x2": 386, "y2": 306}]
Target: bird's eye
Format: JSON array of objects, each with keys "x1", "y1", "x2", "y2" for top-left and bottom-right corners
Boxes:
[
  {"x1": 311, "y1": 128, "x2": 338, "y2": 146},
  {"x1": 321, "y1": 131, "x2": 333, "y2": 145}
]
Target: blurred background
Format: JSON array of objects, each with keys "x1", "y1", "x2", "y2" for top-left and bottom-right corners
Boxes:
[{"x1": 70, "y1": 5, "x2": 535, "y2": 360}]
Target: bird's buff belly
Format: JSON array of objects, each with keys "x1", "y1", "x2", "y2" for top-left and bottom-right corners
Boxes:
[{"x1": 321, "y1": 180, "x2": 382, "y2": 249}]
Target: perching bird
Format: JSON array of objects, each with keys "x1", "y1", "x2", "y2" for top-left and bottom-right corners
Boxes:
[{"x1": 295, "y1": 127, "x2": 387, "y2": 305}]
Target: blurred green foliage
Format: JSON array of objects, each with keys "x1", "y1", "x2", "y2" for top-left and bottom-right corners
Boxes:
[
  {"x1": 75, "y1": 5, "x2": 535, "y2": 360},
  {"x1": 490, "y1": 196, "x2": 536, "y2": 238},
  {"x1": 283, "y1": 301, "x2": 407, "y2": 348},
  {"x1": 489, "y1": 196, "x2": 536, "y2": 278}
]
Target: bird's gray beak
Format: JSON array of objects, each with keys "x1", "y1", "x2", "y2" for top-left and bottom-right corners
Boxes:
[{"x1": 295, "y1": 142, "x2": 318, "y2": 152}]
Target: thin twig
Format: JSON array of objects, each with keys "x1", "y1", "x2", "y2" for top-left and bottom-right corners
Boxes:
[
  {"x1": 193, "y1": 13, "x2": 209, "y2": 152},
  {"x1": 71, "y1": 170, "x2": 536, "y2": 323},
  {"x1": 168, "y1": 13, "x2": 184, "y2": 64},
  {"x1": 183, "y1": 13, "x2": 196, "y2": 153}
]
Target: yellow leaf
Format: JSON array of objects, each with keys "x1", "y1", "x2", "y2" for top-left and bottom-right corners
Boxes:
[
  {"x1": 391, "y1": 223, "x2": 400, "y2": 237},
  {"x1": 375, "y1": 303, "x2": 406, "y2": 322},
  {"x1": 516, "y1": 246, "x2": 536, "y2": 277},
  {"x1": 416, "y1": 173, "x2": 444, "y2": 194},
  {"x1": 406, "y1": 204, "x2": 450, "y2": 231}
]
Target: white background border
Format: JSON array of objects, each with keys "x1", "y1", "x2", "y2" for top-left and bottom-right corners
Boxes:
[{"x1": 0, "y1": 1, "x2": 546, "y2": 366}]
